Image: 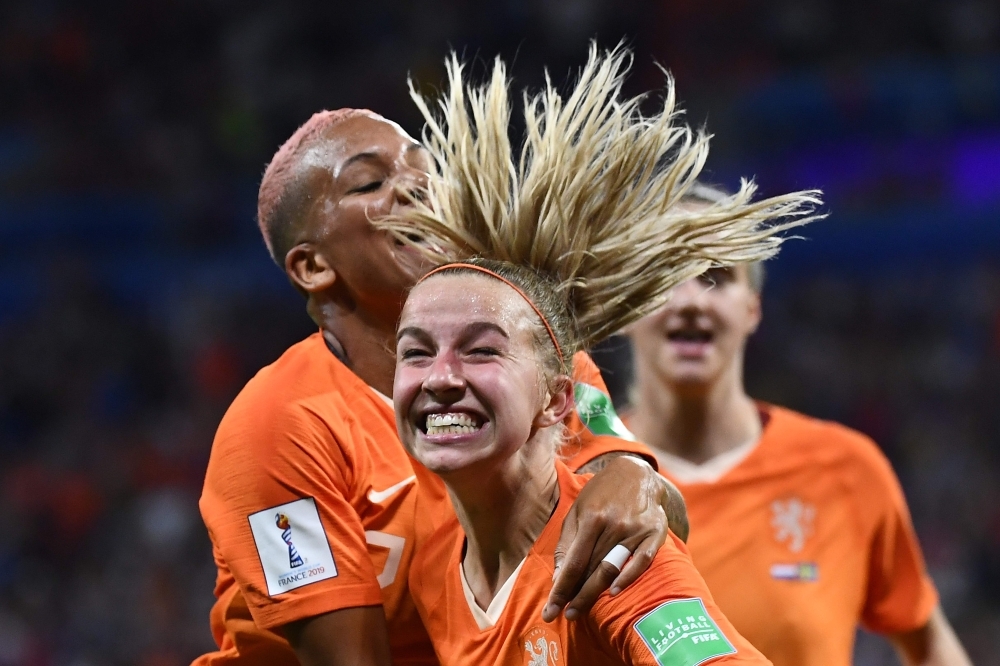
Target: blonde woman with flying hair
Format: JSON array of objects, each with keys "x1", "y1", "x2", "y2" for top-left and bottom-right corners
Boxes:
[{"x1": 386, "y1": 45, "x2": 822, "y2": 665}]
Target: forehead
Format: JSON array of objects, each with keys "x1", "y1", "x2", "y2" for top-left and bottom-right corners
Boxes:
[
  {"x1": 401, "y1": 273, "x2": 537, "y2": 335},
  {"x1": 303, "y1": 115, "x2": 422, "y2": 173}
]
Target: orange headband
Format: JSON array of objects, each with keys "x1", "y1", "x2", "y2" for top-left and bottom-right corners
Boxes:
[{"x1": 418, "y1": 263, "x2": 566, "y2": 368}]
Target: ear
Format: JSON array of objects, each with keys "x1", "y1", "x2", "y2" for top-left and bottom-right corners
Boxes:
[
  {"x1": 746, "y1": 289, "x2": 763, "y2": 335},
  {"x1": 535, "y1": 374, "x2": 575, "y2": 428},
  {"x1": 285, "y1": 243, "x2": 337, "y2": 293}
]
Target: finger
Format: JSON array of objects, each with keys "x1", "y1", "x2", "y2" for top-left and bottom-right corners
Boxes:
[
  {"x1": 562, "y1": 560, "x2": 623, "y2": 621},
  {"x1": 551, "y1": 510, "x2": 579, "y2": 580},
  {"x1": 544, "y1": 519, "x2": 603, "y2": 622},
  {"x1": 577, "y1": 523, "x2": 630, "y2": 583},
  {"x1": 608, "y1": 534, "x2": 661, "y2": 595}
]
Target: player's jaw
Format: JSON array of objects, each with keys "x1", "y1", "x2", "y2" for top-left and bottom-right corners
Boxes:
[
  {"x1": 655, "y1": 315, "x2": 725, "y2": 388},
  {"x1": 631, "y1": 306, "x2": 725, "y2": 391}
]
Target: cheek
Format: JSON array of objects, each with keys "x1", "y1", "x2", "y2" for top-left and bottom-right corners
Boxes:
[
  {"x1": 334, "y1": 199, "x2": 390, "y2": 241},
  {"x1": 492, "y1": 368, "x2": 544, "y2": 428},
  {"x1": 393, "y1": 366, "x2": 424, "y2": 413}
]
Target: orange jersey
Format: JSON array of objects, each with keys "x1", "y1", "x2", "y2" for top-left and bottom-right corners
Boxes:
[
  {"x1": 653, "y1": 405, "x2": 938, "y2": 666},
  {"x1": 409, "y1": 461, "x2": 770, "y2": 666},
  {"x1": 195, "y1": 333, "x2": 650, "y2": 665}
]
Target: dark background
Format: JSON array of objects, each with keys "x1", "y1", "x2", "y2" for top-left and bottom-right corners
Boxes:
[{"x1": 1, "y1": 1, "x2": 998, "y2": 664}]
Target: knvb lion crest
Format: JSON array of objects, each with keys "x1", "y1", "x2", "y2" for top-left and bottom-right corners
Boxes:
[
  {"x1": 770, "y1": 497, "x2": 816, "y2": 553},
  {"x1": 275, "y1": 513, "x2": 305, "y2": 568},
  {"x1": 522, "y1": 626, "x2": 560, "y2": 666}
]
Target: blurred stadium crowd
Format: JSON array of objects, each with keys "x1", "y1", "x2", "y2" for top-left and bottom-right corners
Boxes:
[{"x1": 0, "y1": 1, "x2": 998, "y2": 664}]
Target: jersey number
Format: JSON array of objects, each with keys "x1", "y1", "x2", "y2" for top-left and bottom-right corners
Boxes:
[{"x1": 364, "y1": 531, "x2": 406, "y2": 588}]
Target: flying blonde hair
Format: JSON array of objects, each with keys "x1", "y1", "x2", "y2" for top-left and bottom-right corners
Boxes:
[{"x1": 380, "y1": 44, "x2": 823, "y2": 349}]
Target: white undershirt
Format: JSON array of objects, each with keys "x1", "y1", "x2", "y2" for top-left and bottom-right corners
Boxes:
[
  {"x1": 653, "y1": 436, "x2": 760, "y2": 484},
  {"x1": 370, "y1": 387, "x2": 393, "y2": 407},
  {"x1": 459, "y1": 557, "x2": 527, "y2": 630}
]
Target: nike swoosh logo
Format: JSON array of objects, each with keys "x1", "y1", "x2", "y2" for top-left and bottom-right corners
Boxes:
[{"x1": 368, "y1": 476, "x2": 416, "y2": 503}]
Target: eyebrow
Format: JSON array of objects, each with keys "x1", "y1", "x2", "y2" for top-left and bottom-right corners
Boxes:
[
  {"x1": 340, "y1": 151, "x2": 384, "y2": 171},
  {"x1": 342, "y1": 143, "x2": 426, "y2": 171},
  {"x1": 396, "y1": 321, "x2": 510, "y2": 343}
]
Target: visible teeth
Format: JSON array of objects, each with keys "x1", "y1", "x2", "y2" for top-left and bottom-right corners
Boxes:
[{"x1": 425, "y1": 412, "x2": 482, "y2": 435}]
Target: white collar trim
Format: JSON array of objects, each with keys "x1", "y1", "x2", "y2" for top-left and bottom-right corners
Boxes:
[
  {"x1": 369, "y1": 387, "x2": 393, "y2": 407},
  {"x1": 655, "y1": 436, "x2": 760, "y2": 484}
]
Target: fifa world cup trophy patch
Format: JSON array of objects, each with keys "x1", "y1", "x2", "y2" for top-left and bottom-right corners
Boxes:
[
  {"x1": 633, "y1": 598, "x2": 736, "y2": 666},
  {"x1": 248, "y1": 497, "x2": 338, "y2": 595}
]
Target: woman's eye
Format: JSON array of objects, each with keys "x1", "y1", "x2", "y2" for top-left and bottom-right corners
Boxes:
[
  {"x1": 469, "y1": 347, "x2": 500, "y2": 357},
  {"x1": 698, "y1": 267, "x2": 733, "y2": 287},
  {"x1": 349, "y1": 180, "x2": 383, "y2": 194},
  {"x1": 400, "y1": 348, "x2": 430, "y2": 360}
]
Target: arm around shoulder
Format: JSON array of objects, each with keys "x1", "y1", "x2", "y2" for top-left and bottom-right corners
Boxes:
[{"x1": 546, "y1": 455, "x2": 684, "y2": 622}]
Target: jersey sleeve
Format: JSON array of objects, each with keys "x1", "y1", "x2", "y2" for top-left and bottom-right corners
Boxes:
[
  {"x1": 561, "y1": 351, "x2": 658, "y2": 471},
  {"x1": 199, "y1": 399, "x2": 382, "y2": 630},
  {"x1": 858, "y1": 445, "x2": 939, "y2": 634},
  {"x1": 589, "y1": 534, "x2": 770, "y2": 666}
]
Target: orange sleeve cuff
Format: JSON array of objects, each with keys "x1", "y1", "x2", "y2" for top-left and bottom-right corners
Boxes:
[{"x1": 250, "y1": 581, "x2": 384, "y2": 630}]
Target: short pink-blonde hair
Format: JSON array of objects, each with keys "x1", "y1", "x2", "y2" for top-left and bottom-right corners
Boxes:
[{"x1": 257, "y1": 108, "x2": 382, "y2": 264}]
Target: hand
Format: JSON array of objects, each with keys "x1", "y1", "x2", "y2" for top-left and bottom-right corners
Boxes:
[{"x1": 543, "y1": 454, "x2": 687, "y2": 622}]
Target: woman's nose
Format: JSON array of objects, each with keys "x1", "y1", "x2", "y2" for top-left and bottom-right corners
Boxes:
[
  {"x1": 393, "y1": 167, "x2": 429, "y2": 207},
  {"x1": 669, "y1": 277, "x2": 708, "y2": 310},
  {"x1": 423, "y1": 354, "x2": 465, "y2": 395}
]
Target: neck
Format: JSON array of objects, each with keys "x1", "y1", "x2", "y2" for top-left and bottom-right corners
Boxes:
[
  {"x1": 443, "y1": 436, "x2": 559, "y2": 610},
  {"x1": 311, "y1": 298, "x2": 398, "y2": 396},
  {"x1": 631, "y1": 361, "x2": 760, "y2": 465}
]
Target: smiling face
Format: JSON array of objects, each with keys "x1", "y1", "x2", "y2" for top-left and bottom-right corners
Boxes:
[
  {"x1": 287, "y1": 113, "x2": 435, "y2": 324},
  {"x1": 393, "y1": 273, "x2": 572, "y2": 478},
  {"x1": 629, "y1": 265, "x2": 762, "y2": 394}
]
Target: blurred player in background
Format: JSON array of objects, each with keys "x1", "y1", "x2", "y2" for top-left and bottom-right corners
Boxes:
[
  {"x1": 193, "y1": 105, "x2": 685, "y2": 665},
  {"x1": 626, "y1": 183, "x2": 972, "y2": 666}
]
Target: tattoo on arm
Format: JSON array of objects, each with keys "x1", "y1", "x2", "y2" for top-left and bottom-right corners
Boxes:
[
  {"x1": 575, "y1": 451, "x2": 631, "y2": 475},
  {"x1": 576, "y1": 453, "x2": 690, "y2": 542}
]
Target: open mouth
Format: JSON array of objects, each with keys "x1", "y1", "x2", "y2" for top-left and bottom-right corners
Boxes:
[
  {"x1": 421, "y1": 412, "x2": 485, "y2": 436},
  {"x1": 667, "y1": 329, "x2": 713, "y2": 343}
]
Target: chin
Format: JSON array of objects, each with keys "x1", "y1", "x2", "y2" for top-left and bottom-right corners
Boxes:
[
  {"x1": 668, "y1": 373, "x2": 715, "y2": 395},
  {"x1": 391, "y1": 245, "x2": 432, "y2": 284},
  {"x1": 413, "y1": 446, "x2": 476, "y2": 475}
]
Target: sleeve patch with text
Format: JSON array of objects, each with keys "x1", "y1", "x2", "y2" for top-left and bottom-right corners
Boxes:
[
  {"x1": 574, "y1": 382, "x2": 636, "y2": 440},
  {"x1": 633, "y1": 598, "x2": 736, "y2": 666},
  {"x1": 247, "y1": 497, "x2": 338, "y2": 596}
]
